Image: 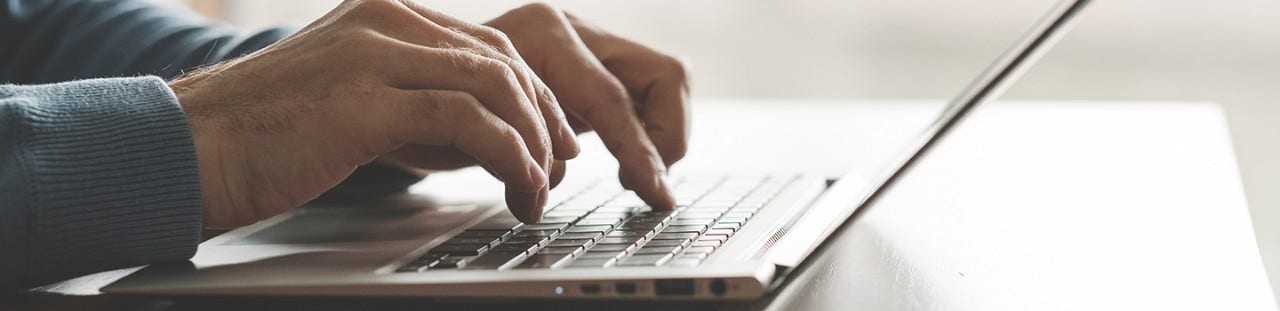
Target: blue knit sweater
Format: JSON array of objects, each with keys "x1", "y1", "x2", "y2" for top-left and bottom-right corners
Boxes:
[{"x1": 1, "y1": 0, "x2": 293, "y2": 289}]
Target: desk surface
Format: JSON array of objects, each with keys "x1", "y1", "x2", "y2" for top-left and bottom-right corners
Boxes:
[{"x1": 9, "y1": 100, "x2": 1276, "y2": 310}]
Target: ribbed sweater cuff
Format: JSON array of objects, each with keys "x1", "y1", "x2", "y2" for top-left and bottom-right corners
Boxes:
[{"x1": 13, "y1": 76, "x2": 202, "y2": 285}]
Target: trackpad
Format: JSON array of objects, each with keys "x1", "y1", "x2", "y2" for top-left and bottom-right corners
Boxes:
[{"x1": 226, "y1": 203, "x2": 489, "y2": 245}]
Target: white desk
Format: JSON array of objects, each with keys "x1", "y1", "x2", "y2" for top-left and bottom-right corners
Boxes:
[{"x1": 20, "y1": 100, "x2": 1277, "y2": 311}]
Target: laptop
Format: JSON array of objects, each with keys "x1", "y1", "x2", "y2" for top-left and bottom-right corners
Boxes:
[{"x1": 104, "y1": 0, "x2": 1092, "y2": 300}]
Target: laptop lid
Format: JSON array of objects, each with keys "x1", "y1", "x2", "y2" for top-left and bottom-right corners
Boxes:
[{"x1": 766, "y1": 0, "x2": 1094, "y2": 268}]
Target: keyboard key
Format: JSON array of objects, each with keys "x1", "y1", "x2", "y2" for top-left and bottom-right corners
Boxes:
[
  {"x1": 579, "y1": 251, "x2": 626, "y2": 260},
  {"x1": 454, "y1": 229, "x2": 512, "y2": 239},
  {"x1": 669, "y1": 219, "x2": 716, "y2": 226},
  {"x1": 522, "y1": 223, "x2": 570, "y2": 231},
  {"x1": 491, "y1": 243, "x2": 539, "y2": 254},
  {"x1": 704, "y1": 229, "x2": 735, "y2": 238},
  {"x1": 536, "y1": 246, "x2": 584, "y2": 255},
  {"x1": 691, "y1": 240, "x2": 722, "y2": 248},
  {"x1": 722, "y1": 211, "x2": 754, "y2": 219},
  {"x1": 442, "y1": 237, "x2": 502, "y2": 247},
  {"x1": 558, "y1": 232, "x2": 604, "y2": 241},
  {"x1": 683, "y1": 246, "x2": 716, "y2": 254},
  {"x1": 566, "y1": 225, "x2": 613, "y2": 233},
  {"x1": 428, "y1": 244, "x2": 489, "y2": 256},
  {"x1": 586, "y1": 243, "x2": 634, "y2": 252},
  {"x1": 606, "y1": 230, "x2": 650, "y2": 238},
  {"x1": 433, "y1": 256, "x2": 467, "y2": 269},
  {"x1": 514, "y1": 229, "x2": 561, "y2": 238},
  {"x1": 598, "y1": 236, "x2": 644, "y2": 245},
  {"x1": 504, "y1": 236, "x2": 552, "y2": 246},
  {"x1": 719, "y1": 217, "x2": 749, "y2": 225},
  {"x1": 515, "y1": 254, "x2": 573, "y2": 269},
  {"x1": 617, "y1": 254, "x2": 673, "y2": 266},
  {"x1": 463, "y1": 251, "x2": 525, "y2": 270},
  {"x1": 711, "y1": 223, "x2": 741, "y2": 231},
  {"x1": 633, "y1": 245, "x2": 683, "y2": 255},
  {"x1": 538, "y1": 217, "x2": 581, "y2": 224},
  {"x1": 662, "y1": 225, "x2": 708, "y2": 233},
  {"x1": 698, "y1": 235, "x2": 728, "y2": 243},
  {"x1": 548, "y1": 239, "x2": 595, "y2": 248},
  {"x1": 643, "y1": 239, "x2": 690, "y2": 248},
  {"x1": 578, "y1": 218, "x2": 624, "y2": 227},
  {"x1": 654, "y1": 232, "x2": 700, "y2": 241}
]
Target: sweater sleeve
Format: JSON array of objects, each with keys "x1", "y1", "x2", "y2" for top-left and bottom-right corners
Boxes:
[{"x1": 0, "y1": 76, "x2": 202, "y2": 289}]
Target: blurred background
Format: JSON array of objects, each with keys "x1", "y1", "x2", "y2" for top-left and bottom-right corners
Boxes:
[{"x1": 153, "y1": 0, "x2": 1280, "y2": 299}]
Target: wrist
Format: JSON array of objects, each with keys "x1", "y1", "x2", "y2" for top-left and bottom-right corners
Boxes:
[{"x1": 170, "y1": 77, "x2": 237, "y2": 229}]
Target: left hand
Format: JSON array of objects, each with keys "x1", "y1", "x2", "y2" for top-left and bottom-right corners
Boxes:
[{"x1": 378, "y1": 2, "x2": 690, "y2": 212}]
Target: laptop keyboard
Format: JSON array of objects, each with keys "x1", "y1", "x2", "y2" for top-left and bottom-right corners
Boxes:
[{"x1": 395, "y1": 176, "x2": 792, "y2": 272}]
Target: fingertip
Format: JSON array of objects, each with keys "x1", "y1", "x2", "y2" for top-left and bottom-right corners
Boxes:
[
  {"x1": 526, "y1": 162, "x2": 549, "y2": 192},
  {"x1": 506, "y1": 187, "x2": 544, "y2": 224},
  {"x1": 555, "y1": 126, "x2": 581, "y2": 160}
]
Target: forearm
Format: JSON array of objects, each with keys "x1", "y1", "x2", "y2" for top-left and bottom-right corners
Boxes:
[
  {"x1": 0, "y1": 0, "x2": 293, "y2": 83},
  {"x1": 0, "y1": 77, "x2": 202, "y2": 289}
]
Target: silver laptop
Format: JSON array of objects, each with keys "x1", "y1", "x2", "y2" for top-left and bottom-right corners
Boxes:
[{"x1": 104, "y1": 0, "x2": 1092, "y2": 300}]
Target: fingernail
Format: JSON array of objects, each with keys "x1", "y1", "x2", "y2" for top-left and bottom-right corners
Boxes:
[
  {"x1": 562, "y1": 127, "x2": 580, "y2": 158},
  {"x1": 528, "y1": 164, "x2": 548, "y2": 191},
  {"x1": 655, "y1": 174, "x2": 676, "y2": 210}
]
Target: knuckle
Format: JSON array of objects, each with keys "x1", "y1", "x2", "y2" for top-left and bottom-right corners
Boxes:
[
  {"x1": 350, "y1": 0, "x2": 401, "y2": 16},
  {"x1": 661, "y1": 55, "x2": 690, "y2": 81},
  {"x1": 516, "y1": 2, "x2": 563, "y2": 21}
]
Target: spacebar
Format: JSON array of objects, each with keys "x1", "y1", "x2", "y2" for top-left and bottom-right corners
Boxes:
[{"x1": 462, "y1": 251, "x2": 525, "y2": 270}]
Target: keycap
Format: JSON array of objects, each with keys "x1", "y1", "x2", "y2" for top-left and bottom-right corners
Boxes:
[
  {"x1": 434, "y1": 256, "x2": 466, "y2": 269},
  {"x1": 718, "y1": 217, "x2": 748, "y2": 224},
  {"x1": 669, "y1": 219, "x2": 716, "y2": 226},
  {"x1": 442, "y1": 237, "x2": 502, "y2": 247},
  {"x1": 577, "y1": 218, "x2": 624, "y2": 227},
  {"x1": 515, "y1": 254, "x2": 574, "y2": 269},
  {"x1": 579, "y1": 251, "x2": 626, "y2": 260},
  {"x1": 722, "y1": 211, "x2": 754, "y2": 219},
  {"x1": 661, "y1": 225, "x2": 708, "y2": 233},
  {"x1": 548, "y1": 239, "x2": 594, "y2": 248},
  {"x1": 606, "y1": 230, "x2": 650, "y2": 238},
  {"x1": 691, "y1": 240, "x2": 722, "y2": 248},
  {"x1": 566, "y1": 225, "x2": 613, "y2": 234},
  {"x1": 633, "y1": 245, "x2": 683, "y2": 255},
  {"x1": 536, "y1": 246, "x2": 584, "y2": 255},
  {"x1": 504, "y1": 236, "x2": 552, "y2": 247},
  {"x1": 522, "y1": 223, "x2": 569, "y2": 231},
  {"x1": 491, "y1": 243, "x2": 539, "y2": 254},
  {"x1": 704, "y1": 229, "x2": 735, "y2": 238},
  {"x1": 558, "y1": 232, "x2": 604, "y2": 241},
  {"x1": 587, "y1": 243, "x2": 634, "y2": 253},
  {"x1": 616, "y1": 254, "x2": 673, "y2": 266},
  {"x1": 597, "y1": 236, "x2": 644, "y2": 245},
  {"x1": 463, "y1": 251, "x2": 525, "y2": 270},
  {"x1": 454, "y1": 229, "x2": 512, "y2": 239},
  {"x1": 683, "y1": 246, "x2": 716, "y2": 254},
  {"x1": 428, "y1": 244, "x2": 489, "y2": 256},
  {"x1": 514, "y1": 229, "x2": 561, "y2": 238},
  {"x1": 538, "y1": 217, "x2": 581, "y2": 224},
  {"x1": 653, "y1": 232, "x2": 700, "y2": 241},
  {"x1": 643, "y1": 239, "x2": 690, "y2": 248},
  {"x1": 711, "y1": 223, "x2": 741, "y2": 231}
]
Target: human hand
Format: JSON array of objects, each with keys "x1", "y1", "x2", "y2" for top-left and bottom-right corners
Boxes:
[
  {"x1": 486, "y1": 3, "x2": 691, "y2": 210},
  {"x1": 171, "y1": 0, "x2": 577, "y2": 228}
]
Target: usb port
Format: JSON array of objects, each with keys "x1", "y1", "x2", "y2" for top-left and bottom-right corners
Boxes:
[
  {"x1": 615, "y1": 282, "x2": 637, "y2": 294},
  {"x1": 655, "y1": 279, "x2": 695, "y2": 296},
  {"x1": 580, "y1": 284, "x2": 602, "y2": 294}
]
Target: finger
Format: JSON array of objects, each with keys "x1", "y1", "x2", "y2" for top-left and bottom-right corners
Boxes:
[
  {"x1": 564, "y1": 12, "x2": 690, "y2": 166},
  {"x1": 384, "y1": 89, "x2": 547, "y2": 222},
  {"x1": 549, "y1": 160, "x2": 567, "y2": 189},
  {"x1": 495, "y1": 9, "x2": 674, "y2": 210},
  {"x1": 393, "y1": 0, "x2": 579, "y2": 161},
  {"x1": 370, "y1": 40, "x2": 552, "y2": 186}
]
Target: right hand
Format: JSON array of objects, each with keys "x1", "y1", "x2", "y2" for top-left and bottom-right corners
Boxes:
[{"x1": 171, "y1": 0, "x2": 577, "y2": 228}]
